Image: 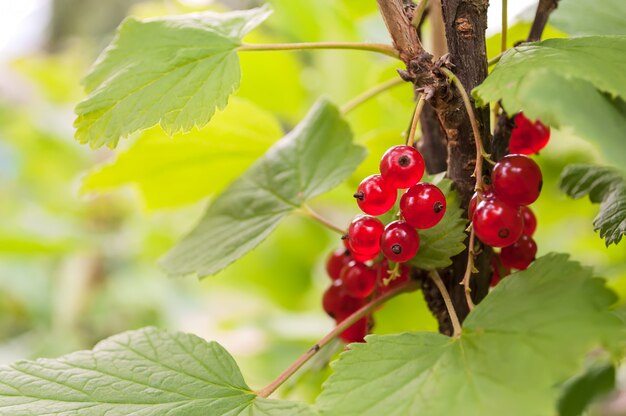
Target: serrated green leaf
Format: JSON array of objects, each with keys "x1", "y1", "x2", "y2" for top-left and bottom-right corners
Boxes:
[
  {"x1": 551, "y1": 0, "x2": 626, "y2": 36},
  {"x1": 0, "y1": 327, "x2": 315, "y2": 415},
  {"x1": 160, "y1": 100, "x2": 366, "y2": 277},
  {"x1": 409, "y1": 176, "x2": 466, "y2": 270},
  {"x1": 81, "y1": 98, "x2": 283, "y2": 209},
  {"x1": 316, "y1": 254, "x2": 623, "y2": 416},
  {"x1": 74, "y1": 6, "x2": 271, "y2": 148},
  {"x1": 559, "y1": 164, "x2": 626, "y2": 245},
  {"x1": 473, "y1": 36, "x2": 626, "y2": 167},
  {"x1": 558, "y1": 361, "x2": 616, "y2": 416}
]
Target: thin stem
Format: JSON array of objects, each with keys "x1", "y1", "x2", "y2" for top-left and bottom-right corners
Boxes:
[
  {"x1": 238, "y1": 42, "x2": 399, "y2": 59},
  {"x1": 429, "y1": 270, "x2": 462, "y2": 337},
  {"x1": 256, "y1": 279, "x2": 419, "y2": 398},
  {"x1": 300, "y1": 205, "x2": 346, "y2": 235},
  {"x1": 341, "y1": 77, "x2": 405, "y2": 115},
  {"x1": 412, "y1": 0, "x2": 428, "y2": 28},
  {"x1": 501, "y1": 0, "x2": 508, "y2": 53},
  {"x1": 406, "y1": 95, "x2": 426, "y2": 147},
  {"x1": 488, "y1": 53, "x2": 503, "y2": 67},
  {"x1": 461, "y1": 227, "x2": 477, "y2": 311}
]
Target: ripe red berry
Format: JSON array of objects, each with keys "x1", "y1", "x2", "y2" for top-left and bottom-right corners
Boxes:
[
  {"x1": 342, "y1": 239, "x2": 376, "y2": 262},
  {"x1": 347, "y1": 216, "x2": 384, "y2": 256},
  {"x1": 473, "y1": 198, "x2": 524, "y2": 248},
  {"x1": 342, "y1": 262, "x2": 377, "y2": 299},
  {"x1": 468, "y1": 189, "x2": 495, "y2": 219},
  {"x1": 400, "y1": 183, "x2": 446, "y2": 229},
  {"x1": 339, "y1": 316, "x2": 369, "y2": 344},
  {"x1": 354, "y1": 174, "x2": 397, "y2": 216},
  {"x1": 520, "y1": 206, "x2": 537, "y2": 236},
  {"x1": 380, "y1": 221, "x2": 420, "y2": 263},
  {"x1": 492, "y1": 154, "x2": 543, "y2": 206},
  {"x1": 379, "y1": 145, "x2": 425, "y2": 189},
  {"x1": 326, "y1": 248, "x2": 351, "y2": 280},
  {"x1": 500, "y1": 235, "x2": 537, "y2": 270},
  {"x1": 322, "y1": 280, "x2": 364, "y2": 319},
  {"x1": 509, "y1": 113, "x2": 550, "y2": 155}
]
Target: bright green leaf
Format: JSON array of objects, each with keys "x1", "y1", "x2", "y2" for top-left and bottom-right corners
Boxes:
[
  {"x1": 316, "y1": 254, "x2": 622, "y2": 416},
  {"x1": 0, "y1": 327, "x2": 314, "y2": 415},
  {"x1": 82, "y1": 98, "x2": 283, "y2": 209},
  {"x1": 558, "y1": 361, "x2": 616, "y2": 416},
  {"x1": 551, "y1": 0, "x2": 626, "y2": 36},
  {"x1": 74, "y1": 6, "x2": 271, "y2": 148},
  {"x1": 559, "y1": 164, "x2": 626, "y2": 245},
  {"x1": 160, "y1": 100, "x2": 366, "y2": 277},
  {"x1": 485, "y1": 22, "x2": 566, "y2": 61},
  {"x1": 409, "y1": 176, "x2": 466, "y2": 270}
]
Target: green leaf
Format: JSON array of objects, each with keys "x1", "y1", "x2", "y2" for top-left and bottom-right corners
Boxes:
[
  {"x1": 160, "y1": 100, "x2": 366, "y2": 277},
  {"x1": 559, "y1": 164, "x2": 626, "y2": 245},
  {"x1": 551, "y1": 0, "x2": 626, "y2": 36},
  {"x1": 0, "y1": 327, "x2": 315, "y2": 415},
  {"x1": 82, "y1": 98, "x2": 283, "y2": 209},
  {"x1": 473, "y1": 36, "x2": 626, "y2": 167},
  {"x1": 409, "y1": 176, "x2": 466, "y2": 270},
  {"x1": 316, "y1": 254, "x2": 622, "y2": 416},
  {"x1": 74, "y1": 6, "x2": 271, "y2": 148},
  {"x1": 558, "y1": 361, "x2": 616, "y2": 416}
]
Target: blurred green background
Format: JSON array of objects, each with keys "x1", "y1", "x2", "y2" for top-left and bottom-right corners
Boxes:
[{"x1": 0, "y1": 0, "x2": 624, "y2": 402}]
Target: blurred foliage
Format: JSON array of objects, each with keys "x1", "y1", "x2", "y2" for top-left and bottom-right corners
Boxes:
[{"x1": 0, "y1": 0, "x2": 624, "y2": 405}]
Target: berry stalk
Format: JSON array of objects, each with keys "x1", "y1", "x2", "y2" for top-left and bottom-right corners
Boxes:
[
  {"x1": 428, "y1": 270, "x2": 462, "y2": 337},
  {"x1": 238, "y1": 42, "x2": 400, "y2": 59},
  {"x1": 256, "y1": 278, "x2": 418, "y2": 398}
]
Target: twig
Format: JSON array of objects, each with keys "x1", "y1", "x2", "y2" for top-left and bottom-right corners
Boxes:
[
  {"x1": 238, "y1": 42, "x2": 399, "y2": 59},
  {"x1": 428, "y1": 270, "x2": 462, "y2": 337},
  {"x1": 488, "y1": 53, "x2": 503, "y2": 67},
  {"x1": 256, "y1": 279, "x2": 419, "y2": 398},
  {"x1": 527, "y1": 0, "x2": 560, "y2": 42},
  {"x1": 411, "y1": 0, "x2": 428, "y2": 28},
  {"x1": 300, "y1": 205, "x2": 345, "y2": 235},
  {"x1": 461, "y1": 227, "x2": 477, "y2": 311},
  {"x1": 501, "y1": 0, "x2": 508, "y2": 53},
  {"x1": 406, "y1": 95, "x2": 426, "y2": 147},
  {"x1": 341, "y1": 78, "x2": 405, "y2": 114}
]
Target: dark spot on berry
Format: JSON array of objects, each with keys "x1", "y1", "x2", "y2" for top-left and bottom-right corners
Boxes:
[
  {"x1": 353, "y1": 191, "x2": 364, "y2": 200},
  {"x1": 398, "y1": 155, "x2": 411, "y2": 167},
  {"x1": 433, "y1": 201, "x2": 444, "y2": 213},
  {"x1": 391, "y1": 244, "x2": 402, "y2": 254},
  {"x1": 498, "y1": 228, "x2": 510, "y2": 239}
]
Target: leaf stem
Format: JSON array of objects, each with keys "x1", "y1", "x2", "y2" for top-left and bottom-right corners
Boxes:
[
  {"x1": 300, "y1": 205, "x2": 346, "y2": 235},
  {"x1": 501, "y1": 0, "x2": 508, "y2": 53},
  {"x1": 256, "y1": 279, "x2": 419, "y2": 398},
  {"x1": 439, "y1": 67, "x2": 485, "y2": 311},
  {"x1": 238, "y1": 42, "x2": 400, "y2": 59},
  {"x1": 488, "y1": 53, "x2": 503, "y2": 67},
  {"x1": 341, "y1": 77, "x2": 405, "y2": 115},
  {"x1": 429, "y1": 270, "x2": 462, "y2": 337},
  {"x1": 412, "y1": 0, "x2": 429, "y2": 28},
  {"x1": 407, "y1": 95, "x2": 426, "y2": 147}
]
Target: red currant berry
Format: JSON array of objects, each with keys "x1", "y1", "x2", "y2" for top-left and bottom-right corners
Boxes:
[
  {"x1": 347, "y1": 216, "x2": 384, "y2": 256},
  {"x1": 380, "y1": 221, "x2": 420, "y2": 263},
  {"x1": 492, "y1": 154, "x2": 543, "y2": 206},
  {"x1": 400, "y1": 183, "x2": 446, "y2": 229},
  {"x1": 489, "y1": 254, "x2": 510, "y2": 287},
  {"x1": 354, "y1": 174, "x2": 397, "y2": 216},
  {"x1": 341, "y1": 239, "x2": 375, "y2": 262},
  {"x1": 339, "y1": 316, "x2": 369, "y2": 344},
  {"x1": 342, "y1": 262, "x2": 377, "y2": 299},
  {"x1": 322, "y1": 280, "x2": 365, "y2": 319},
  {"x1": 379, "y1": 145, "x2": 425, "y2": 189},
  {"x1": 520, "y1": 206, "x2": 537, "y2": 236},
  {"x1": 509, "y1": 113, "x2": 550, "y2": 155},
  {"x1": 500, "y1": 235, "x2": 537, "y2": 270},
  {"x1": 326, "y1": 248, "x2": 351, "y2": 280},
  {"x1": 468, "y1": 189, "x2": 495, "y2": 219},
  {"x1": 473, "y1": 198, "x2": 524, "y2": 248}
]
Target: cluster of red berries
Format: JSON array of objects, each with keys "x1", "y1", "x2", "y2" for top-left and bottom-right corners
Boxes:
[
  {"x1": 321, "y1": 145, "x2": 447, "y2": 343},
  {"x1": 473, "y1": 113, "x2": 550, "y2": 285}
]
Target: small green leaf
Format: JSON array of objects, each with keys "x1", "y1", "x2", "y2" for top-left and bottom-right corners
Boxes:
[
  {"x1": 559, "y1": 164, "x2": 626, "y2": 245},
  {"x1": 558, "y1": 361, "x2": 616, "y2": 416},
  {"x1": 473, "y1": 36, "x2": 626, "y2": 167},
  {"x1": 409, "y1": 176, "x2": 466, "y2": 270},
  {"x1": 316, "y1": 254, "x2": 622, "y2": 416},
  {"x1": 74, "y1": 6, "x2": 271, "y2": 148},
  {"x1": 160, "y1": 99, "x2": 366, "y2": 277},
  {"x1": 551, "y1": 0, "x2": 626, "y2": 36},
  {"x1": 0, "y1": 327, "x2": 315, "y2": 415},
  {"x1": 81, "y1": 98, "x2": 283, "y2": 209}
]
